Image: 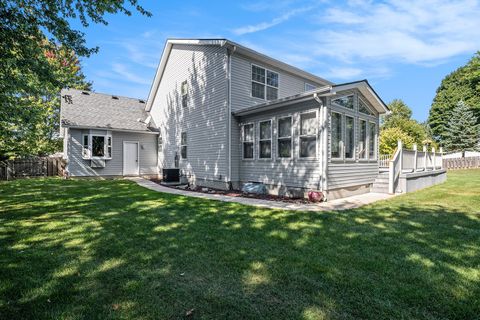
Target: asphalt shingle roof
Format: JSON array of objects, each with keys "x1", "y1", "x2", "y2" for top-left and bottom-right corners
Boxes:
[{"x1": 60, "y1": 89, "x2": 157, "y2": 132}]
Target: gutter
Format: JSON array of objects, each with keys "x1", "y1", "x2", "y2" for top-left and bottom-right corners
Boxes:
[
  {"x1": 224, "y1": 42, "x2": 237, "y2": 187},
  {"x1": 313, "y1": 93, "x2": 327, "y2": 192}
]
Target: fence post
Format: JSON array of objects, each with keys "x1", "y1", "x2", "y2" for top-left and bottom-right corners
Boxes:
[
  {"x1": 413, "y1": 143, "x2": 417, "y2": 172},
  {"x1": 423, "y1": 145, "x2": 427, "y2": 171},
  {"x1": 432, "y1": 147, "x2": 436, "y2": 169},
  {"x1": 439, "y1": 147, "x2": 443, "y2": 169},
  {"x1": 398, "y1": 140, "x2": 403, "y2": 172}
]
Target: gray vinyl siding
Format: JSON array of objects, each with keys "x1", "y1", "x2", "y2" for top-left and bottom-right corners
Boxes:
[
  {"x1": 149, "y1": 44, "x2": 229, "y2": 182},
  {"x1": 327, "y1": 90, "x2": 380, "y2": 189},
  {"x1": 230, "y1": 53, "x2": 326, "y2": 183},
  {"x1": 67, "y1": 128, "x2": 158, "y2": 176},
  {"x1": 230, "y1": 53, "x2": 325, "y2": 113},
  {"x1": 236, "y1": 99, "x2": 323, "y2": 189}
]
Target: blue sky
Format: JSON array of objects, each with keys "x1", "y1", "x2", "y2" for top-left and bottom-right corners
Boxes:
[{"x1": 78, "y1": 0, "x2": 480, "y2": 122}]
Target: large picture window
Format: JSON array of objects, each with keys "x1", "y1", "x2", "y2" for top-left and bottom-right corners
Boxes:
[
  {"x1": 277, "y1": 116, "x2": 292, "y2": 158},
  {"x1": 299, "y1": 112, "x2": 317, "y2": 158},
  {"x1": 345, "y1": 116, "x2": 355, "y2": 159},
  {"x1": 359, "y1": 119, "x2": 367, "y2": 159},
  {"x1": 242, "y1": 123, "x2": 254, "y2": 159},
  {"x1": 259, "y1": 120, "x2": 272, "y2": 158},
  {"x1": 251, "y1": 65, "x2": 278, "y2": 100},
  {"x1": 82, "y1": 133, "x2": 112, "y2": 159},
  {"x1": 369, "y1": 122, "x2": 376, "y2": 159},
  {"x1": 331, "y1": 112, "x2": 343, "y2": 159}
]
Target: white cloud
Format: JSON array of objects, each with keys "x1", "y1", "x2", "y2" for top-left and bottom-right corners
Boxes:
[
  {"x1": 232, "y1": 5, "x2": 315, "y2": 35},
  {"x1": 316, "y1": 0, "x2": 480, "y2": 64},
  {"x1": 111, "y1": 63, "x2": 152, "y2": 85}
]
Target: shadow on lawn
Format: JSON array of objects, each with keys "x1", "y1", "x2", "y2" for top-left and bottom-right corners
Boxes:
[{"x1": 0, "y1": 178, "x2": 479, "y2": 319}]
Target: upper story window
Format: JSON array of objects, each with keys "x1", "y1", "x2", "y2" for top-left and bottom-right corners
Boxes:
[
  {"x1": 242, "y1": 123, "x2": 254, "y2": 159},
  {"x1": 181, "y1": 80, "x2": 188, "y2": 108},
  {"x1": 299, "y1": 112, "x2": 317, "y2": 158},
  {"x1": 251, "y1": 65, "x2": 278, "y2": 100},
  {"x1": 82, "y1": 132, "x2": 112, "y2": 160},
  {"x1": 277, "y1": 116, "x2": 292, "y2": 158},
  {"x1": 305, "y1": 83, "x2": 316, "y2": 92},
  {"x1": 332, "y1": 95, "x2": 354, "y2": 110}
]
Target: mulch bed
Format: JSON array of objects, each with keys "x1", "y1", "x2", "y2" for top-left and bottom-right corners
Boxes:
[{"x1": 149, "y1": 179, "x2": 314, "y2": 204}]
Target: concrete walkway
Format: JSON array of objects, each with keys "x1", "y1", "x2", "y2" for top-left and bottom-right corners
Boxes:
[{"x1": 127, "y1": 177, "x2": 395, "y2": 212}]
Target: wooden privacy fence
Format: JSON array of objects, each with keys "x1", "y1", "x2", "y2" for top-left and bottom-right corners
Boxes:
[
  {"x1": 443, "y1": 157, "x2": 480, "y2": 170},
  {"x1": 0, "y1": 157, "x2": 65, "y2": 180}
]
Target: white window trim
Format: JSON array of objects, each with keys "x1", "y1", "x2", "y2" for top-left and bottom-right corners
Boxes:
[
  {"x1": 305, "y1": 83, "x2": 316, "y2": 92},
  {"x1": 242, "y1": 122, "x2": 255, "y2": 160},
  {"x1": 344, "y1": 115, "x2": 356, "y2": 161},
  {"x1": 277, "y1": 115, "x2": 293, "y2": 159},
  {"x1": 369, "y1": 121, "x2": 378, "y2": 160},
  {"x1": 251, "y1": 63, "x2": 279, "y2": 101},
  {"x1": 298, "y1": 110, "x2": 318, "y2": 159},
  {"x1": 330, "y1": 111, "x2": 344, "y2": 161},
  {"x1": 358, "y1": 119, "x2": 368, "y2": 160},
  {"x1": 331, "y1": 94, "x2": 355, "y2": 111},
  {"x1": 81, "y1": 132, "x2": 112, "y2": 160},
  {"x1": 258, "y1": 119, "x2": 273, "y2": 160}
]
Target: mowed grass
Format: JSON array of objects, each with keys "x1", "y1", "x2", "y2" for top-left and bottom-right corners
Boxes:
[{"x1": 0, "y1": 171, "x2": 479, "y2": 320}]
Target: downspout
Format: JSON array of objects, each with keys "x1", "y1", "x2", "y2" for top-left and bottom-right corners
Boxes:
[
  {"x1": 225, "y1": 43, "x2": 237, "y2": 189},
  {"x1": 313, "y1": 93, "x2": 324, "y2": 192}
]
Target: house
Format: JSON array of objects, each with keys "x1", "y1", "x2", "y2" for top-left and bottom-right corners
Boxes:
[{"x1": 60, "y1": 38, "x2": 445, "y2": 199}]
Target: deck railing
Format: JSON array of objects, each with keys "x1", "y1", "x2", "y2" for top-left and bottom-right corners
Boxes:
[
  {"x1": 387, "y1": 141, "x2": 443, "y2": 194},
  {"x1": 379, "y1": 154, "x2": 391, "y2": 168}
]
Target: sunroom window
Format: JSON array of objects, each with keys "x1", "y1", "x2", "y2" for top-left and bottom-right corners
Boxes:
[
  {"x1": 259, "y1": 120, "x2": 272, "y2": 159},
  {"x1": 359, "y1": 99, "x2": 374, "y2": 115},
  {"x1": 331, "y1": 112, "x2": 343, "y2": 159},
  {"x1": 242, "y1": 123, "x2": 254, "y2": 159},
  {"x1": 251, "y1": 65, "x2": 278, "y2": 100},
  {"x1": 358, "y1": 119, "x2": 367, "y2": 159},
  {"x1": 369, "y1": 122, "x2": 376, "y2": 159},
  {"x1": 332, "y1": 95, "x2": 354, "y2": 110},
  {"x1": 345, "y1": 116, "x2": 355, "y2": 159},
  {"x1": 277, "y1": 116, "x2": 292, "y2": 158},
  {"x1": 299, "y1": 112, "x2": 317, "y2": 158}
]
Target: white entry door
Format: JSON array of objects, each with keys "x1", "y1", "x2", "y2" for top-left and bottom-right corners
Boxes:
[{"x1": 123, "y1": 141, "x2": 139, "y2": 176}]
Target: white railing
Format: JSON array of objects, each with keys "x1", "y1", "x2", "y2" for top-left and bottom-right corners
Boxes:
[
  {"x1": 379, "y1": 154, "x2": 391, "y2": 168},
  {"x1": 388, "y1": 141, "x2": 443, "y2": 194}
]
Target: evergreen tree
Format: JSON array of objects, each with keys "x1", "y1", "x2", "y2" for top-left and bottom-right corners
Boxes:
[
  {"x1": 443, "y1": 101, "x2": 480, "y2": 152},
  {"x1": 428, "y1": 52, "x2": 480, "y2": 143}
]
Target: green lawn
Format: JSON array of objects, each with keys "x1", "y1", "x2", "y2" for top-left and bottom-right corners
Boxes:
[{"x1": 0, "y1": 171, "x2": 479, "y2": 320}]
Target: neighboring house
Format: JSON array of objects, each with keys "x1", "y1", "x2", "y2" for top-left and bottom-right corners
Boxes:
[{"x1": 60, "y1": 38, "x2": 445, "y2": 199}]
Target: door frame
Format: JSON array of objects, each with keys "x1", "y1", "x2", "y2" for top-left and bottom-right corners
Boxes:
[{"x1": 123, "y1": 141, "x2": 140, "y2": 176}]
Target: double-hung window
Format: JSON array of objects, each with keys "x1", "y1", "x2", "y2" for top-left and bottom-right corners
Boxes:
[
  {"x1": 345, "y1": 116, "x2": 355, "y2": 159},
  {"x1": 181, "y1": 80, "x2": 188, "y2": 108},
  {"x1": 82, "y1": 132, "x2": 112, "y2": 159},
  {"x1": 242, "y1": 123, "x2": 254, "y2": 159},
  {"x1": 369, "y1": 122, "x2": 377, "y2": 159},
  {"x1": 181, "y1": 132, "x2": 187, "y2": 159},
  {"x1": 299, "y1": 112, "x2": 317, "y2": 158},
  {"x1": 158, "y1": 132, "x2": 163, "y2": 152},
  {"x1": 277, "y1": 116, "x2": 292, "y2": 158},
  {"x1": 251, "y1": 65, "x2": 278, "y2": 100},
  {"x1": 358, "y1": 119, "x2": 367, "y2": 159},
  {"x1": 331, "y1": 112, "x2": 343, "y2": 159},
  {"x1": 259, "y1": 120, "x2": 272, "y2": 158}
]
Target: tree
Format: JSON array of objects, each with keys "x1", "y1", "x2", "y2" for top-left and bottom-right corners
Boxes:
[
  {"x1": 0, "y1": 0, "x2": 151, "y2": 159},
  {"x1": 428, "y1": 52, "x2": 480, "y2": 143},
  {"x1": 379, "y1": 127, "x2": 415, "y2": 154},
  {"x1": 0, "y1": 42, "x2": 91, "y2": 158},
  {"x1": 380, "y1": 99, "x2": 434, "y2": 153},
  {"x1": 443, "y1": 101, "x2": 480, "y2": 152}
]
